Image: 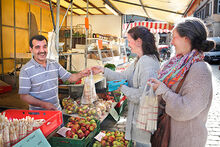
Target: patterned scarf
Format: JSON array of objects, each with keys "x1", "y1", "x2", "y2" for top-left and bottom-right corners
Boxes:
[{"x1": 158, "y1": 49, "x2": 204, "y2": 88}]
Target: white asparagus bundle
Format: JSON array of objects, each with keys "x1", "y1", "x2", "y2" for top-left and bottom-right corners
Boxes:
[
  {"x1": 12, "y1": 118, "x2": 20, "y2": 139},
  {"x1": 33, "y1": 119, "x2": 45, "y2": 129},
  {"x1": 3, "y1": 125, "x2": 10, "y2": 147},
  {"x1": 9, "y1": 125, "x2": 17, "y2": 145},
  {"x1": 0, "y1": 112, "x2": 45, "y2": 145},
  {"x1": 0, "y1": 133, "x2": 3, "y2": 147},
  {"x1": 26, "y1": 116, "x2": 34, "y2": 134},
  {"x1": 19, "y1": 121, "x2": 27, "y2": 140}
]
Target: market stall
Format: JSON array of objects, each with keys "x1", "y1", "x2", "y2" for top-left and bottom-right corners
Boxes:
[{"x1": 0, "y1": 0, "x2": 202, "y2": 146}]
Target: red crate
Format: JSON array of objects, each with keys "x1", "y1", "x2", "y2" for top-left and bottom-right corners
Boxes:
[
  {"x1": 0, "y1": 80, "x2": 12, "y2": 94},
  {"x1": 2, "y1": 109, "x2": 63, "y2": 137}
]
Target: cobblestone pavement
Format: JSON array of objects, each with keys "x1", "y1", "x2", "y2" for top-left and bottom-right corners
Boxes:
[
  {"x1": 101, "y1": 64, "x2": 220, "y2": 147},
  {"x1": 206, "y1": 64, "x2": 220, "y2": 147}
]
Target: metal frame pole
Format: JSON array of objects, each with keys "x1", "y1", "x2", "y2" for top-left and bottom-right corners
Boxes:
[
  {"x1": 59, "y1": 2, "x2": 72, "y2": 31},
  {"x1": 28, "y1": 3, "x2": 31, "y2": 39},
  {"x1": 0, "y1": 0, "x2": 4, "y2": 80},
  {"x1": 70, "y1": 0, "x2": 73, "y2": 71},
  {"x1": 40, "y1": 7, "x2": 42, "y2": 34},
  {"x1": 49, "y1": 0, "x2": 56, "y2": 31},
  {"x1": 56, "y1": 0, "x2": 60, "y2": 57},
  {"x1": 13, "y1": 0, "x2": 17, "y2": 87},
  {"x1": 85, "y1": 0, "x2": 89, "y2": 68}
]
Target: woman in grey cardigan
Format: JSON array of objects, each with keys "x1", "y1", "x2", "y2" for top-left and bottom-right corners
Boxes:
[
  {"x1": 92, "y1": 26, "x2": 160, "y2": 147},
  {"x1": 150, "y1": 17, "x2": 215, "y2": 147}
]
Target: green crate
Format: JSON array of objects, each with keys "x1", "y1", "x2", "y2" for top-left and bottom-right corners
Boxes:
[
  {"x1": 87, "y1": 131, "x2": 133, "y2": 147},
  {"x1": 48, "y1": 119, "x2": 100, "y2": 147}
]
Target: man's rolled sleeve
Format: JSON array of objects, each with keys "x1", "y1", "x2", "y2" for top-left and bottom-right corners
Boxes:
[{"x1": 58, "y1": 64, "x2": 71, "y2": 81}]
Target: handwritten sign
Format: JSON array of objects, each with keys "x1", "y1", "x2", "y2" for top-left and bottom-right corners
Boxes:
[{"x1": 13, "y1": 129, "x2": 51, "y2": 147}]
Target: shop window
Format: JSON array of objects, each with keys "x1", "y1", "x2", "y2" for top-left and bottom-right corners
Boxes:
[
  {"x1": 218, "y1": 0, "x2": 220, "y2": 13},
  {"x1": 209, "y1": 2, "x2": 212, "y2": 16}
]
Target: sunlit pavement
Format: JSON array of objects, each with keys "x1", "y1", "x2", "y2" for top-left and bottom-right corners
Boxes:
[
  {"x1": 101, "y1": 64, "x2": 220, "y2": 146},
  {"x1": 206, "y1": 64, "x2": 220, "y2": 147}
]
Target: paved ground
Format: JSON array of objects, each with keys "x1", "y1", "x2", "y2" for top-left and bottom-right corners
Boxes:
[
  {"x1": 101, "y1": 64, "x2": 220, "y2": 147},
  {"x1": 206, "y1": 64, "x2": 220, "y2": 147}
]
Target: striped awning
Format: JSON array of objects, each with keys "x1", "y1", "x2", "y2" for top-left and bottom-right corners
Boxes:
[{"x1": 123, "y1": 21, "x2": 174, "y2": 34}]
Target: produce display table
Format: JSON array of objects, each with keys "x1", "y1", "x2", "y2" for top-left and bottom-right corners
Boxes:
[{"x1": 62, "y1": 102, "x2": 118, "y2": 123}]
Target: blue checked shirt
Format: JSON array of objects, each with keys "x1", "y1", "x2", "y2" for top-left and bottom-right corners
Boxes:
[{"x1": 19, "y1": 58, "x2": 71, "y2": 110}]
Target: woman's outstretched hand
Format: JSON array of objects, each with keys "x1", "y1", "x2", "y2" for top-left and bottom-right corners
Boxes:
[
  {"x1": 91, "y1": 66, "x2": 104, "y2": 75},
  {"x1": 80, "y1": 68, "x2": 91, "y2": 77}
]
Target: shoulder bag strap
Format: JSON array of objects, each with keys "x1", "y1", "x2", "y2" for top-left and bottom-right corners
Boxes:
[{"x1": 175, "y1": 70, "x2": 189, "y2": 93}]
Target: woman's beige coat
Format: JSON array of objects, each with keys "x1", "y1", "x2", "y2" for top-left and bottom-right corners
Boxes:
[{"x1": 155, "y1": 62, "x2": 213, "y2": 147}]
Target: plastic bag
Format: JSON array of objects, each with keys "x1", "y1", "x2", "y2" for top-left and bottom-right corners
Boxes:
[
  {"x1": 136, "y1": 84, "x2": 158, "y2": 133},
  {"x1": 81, "y1": 72, "x2": 98, "y2": 105}
]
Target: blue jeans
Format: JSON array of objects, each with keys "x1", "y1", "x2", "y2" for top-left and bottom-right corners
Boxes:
[{"x1": 136, "y1": 142, "x2": 151, "y2": 147}]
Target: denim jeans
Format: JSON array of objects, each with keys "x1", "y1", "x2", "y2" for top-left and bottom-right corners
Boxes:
[{"x1": 136, "y1": 142, "x2": 151, "y2": 147}]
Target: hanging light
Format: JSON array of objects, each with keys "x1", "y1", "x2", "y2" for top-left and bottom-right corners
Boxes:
[{"x1": 104, "y1": 3, "x2": 118, "y2": 16}]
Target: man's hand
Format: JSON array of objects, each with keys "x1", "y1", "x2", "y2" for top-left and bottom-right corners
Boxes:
[
  {"x1": 91, "y1": 66, "x2": 104, "y2": 75},
  {"x1": 20, "y1": 94, "x2": 58, "y2": 110},
  {"x1": 80, "y1": 68, "x2": 91, "y2": 77},
  {"x1": 68, "y1": 68, "x2": 90, "y2": 83},
  {"x1": 41, "y1": 102, "x2": 57, "y2": 110}
]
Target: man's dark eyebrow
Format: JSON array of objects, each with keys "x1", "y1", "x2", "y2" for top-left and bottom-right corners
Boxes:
[{"x1": 34, "y1": 45, "x2": 40, "y2": 48}]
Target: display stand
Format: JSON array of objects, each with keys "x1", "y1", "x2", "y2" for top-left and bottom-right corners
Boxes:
[{"x1": 62, "y1": 102, "x2": 118, "y2": 123}]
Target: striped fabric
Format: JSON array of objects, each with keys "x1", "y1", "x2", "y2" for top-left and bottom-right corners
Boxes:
[
  {"x1": 136, "y1": 85, "x2": 158, "y2": 133},
  {"x1": 123, "y1": 21, "x2": 174, "y2": 34},
  {"x1": 19, "y1": 58, "x2": 71, "y2": 110},
  {"x1": 158, "y1": 49, "x2": 204, "y2": 88}
]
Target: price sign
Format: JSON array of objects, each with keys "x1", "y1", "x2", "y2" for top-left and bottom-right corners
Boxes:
[{"x1": 13, "y1": 129, "x2": 51, "y2": 147}]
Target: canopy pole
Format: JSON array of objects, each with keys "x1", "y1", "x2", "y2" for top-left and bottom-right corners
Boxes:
[
  {"x1": 55, "y1": 0, "x2": 60, "y2": 58},
  {"x1": 49, "y1": 0, "x2": 56, "y2": 31},
  {"x1": 85, "y1": 0, "x2": 89, "y2": 68},
  {"x1": 139, "y1": 0, "x2": 149, "y2": 18},
  {"x1": 59, "y1": 2, "x2": 72, "y2": 31},
  {"x1": 70, "y1": 0, "x2": 73, "y2": 71}
]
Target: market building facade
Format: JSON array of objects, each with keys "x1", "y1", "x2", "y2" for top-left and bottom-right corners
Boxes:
[{"x1": 194, "y1": 0, "x2": 220, "y2": 37}]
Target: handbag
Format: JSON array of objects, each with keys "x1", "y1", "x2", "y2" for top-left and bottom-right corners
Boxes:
[{"x1": 150, "y1": 71, "x2": 189, "y2": 147}]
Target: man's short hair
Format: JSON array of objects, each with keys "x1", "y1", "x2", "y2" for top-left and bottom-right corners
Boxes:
[{"x1": 29, "y1": 35, "x2": 48, "y2": 48}]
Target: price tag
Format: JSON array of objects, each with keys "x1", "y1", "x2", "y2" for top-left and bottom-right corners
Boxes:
[
  {"x1": 109, "y1": 107, "x2": 119, "y2": 121},
  {"x1": 56, "y1": 127, "x2": 71, "y2": 137},
  {"x1": 94, "y1": 132, "x2": 106, "y2": 142},
  {"x1": 13, "y1": 129, "x2": 51, "y2": 147}
]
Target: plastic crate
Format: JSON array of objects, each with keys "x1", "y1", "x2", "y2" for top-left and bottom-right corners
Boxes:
[
  {"x1": 88, "y1": 130, "x2": 133, "y2": 147},
  {"x1": 2, "y1": 109, "x2": 63, "y2": 137},
  {"x1": 48, "y1": 119, "x2": 100, "y2": 147},
  {"x1": 0, "y1": 80, "x2": 12, "y2": 94}
]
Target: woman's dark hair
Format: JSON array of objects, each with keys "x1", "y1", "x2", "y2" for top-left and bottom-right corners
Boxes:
[
  {"x1": 174, "y1": 17, "x2": 215, "y2": 52},
  {"x1": 128, "y1": 26, "x2": 160, "y2": 61},
  {"x1": 29, "y1": 35, "x2": 48, "y2": 48}
]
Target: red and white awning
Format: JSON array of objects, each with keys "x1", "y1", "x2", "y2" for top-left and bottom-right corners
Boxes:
[{"x1": 123, "y1": 21, "x2": 174, "y2": 34}]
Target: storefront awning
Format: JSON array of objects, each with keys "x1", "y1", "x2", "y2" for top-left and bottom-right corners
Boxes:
[
  {"x1": 36, "y1": 0, "x2": 202, "y2": 23},
  {"x1": 109, "y1": 0, "x2": 202, "y2": 23},
  {"x1": 123, "y1": 21, "x2": 173, "y2": 34}
]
